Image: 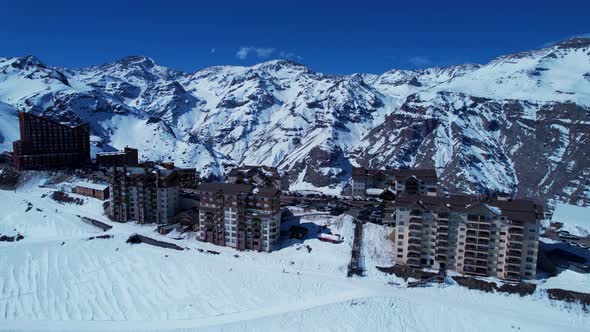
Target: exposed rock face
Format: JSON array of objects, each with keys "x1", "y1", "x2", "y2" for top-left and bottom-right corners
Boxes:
[{"x1": 0, "y1": 39, "x2": 589, "y2": 206}]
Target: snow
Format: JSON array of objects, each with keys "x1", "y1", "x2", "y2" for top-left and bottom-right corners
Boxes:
[
  {"x1": 552, "y1": 203, "x2": 590, "y2": 237},
  {"x1": 539, "y1": 270, "x2": 590, "y2": 293},
  {"x1": 0, "y1": 101, "x2": 19, "y2": 152},
  {"x1": 0, "y1": 180, "x2": 589, "y2": 331}
]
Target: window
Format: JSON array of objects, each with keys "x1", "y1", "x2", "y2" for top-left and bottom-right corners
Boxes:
[
  {"x1": 398, "y1": 235, "x2": 404, "y2": 239},
  {"x1": 459, "y1": 242, "x2": 464, "y2": 245},
  {"x1": 397, "y1": 248, "x2": 403, "y2": 253},
  {"x1": 397, "y1": 241, "x2": 403, "y2": 246},
  {"x1": 397, "y1": 254, "x2": 403, "y2": 258}
]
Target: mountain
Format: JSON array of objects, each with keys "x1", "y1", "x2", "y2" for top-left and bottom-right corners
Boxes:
[{"x1": 0, "y1": 38, "x2": 589, "y2": 206}]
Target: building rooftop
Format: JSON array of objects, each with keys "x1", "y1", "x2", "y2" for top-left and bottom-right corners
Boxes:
[
  {"x1": 74, "y1": 181, "x2": 109, "y2": 191},
  {"x1": 198, "y1": 182, "x2": 254, "y2": 194},
  {"x1": 394, "y1": 194, "x2": 542, "y2": 223}
]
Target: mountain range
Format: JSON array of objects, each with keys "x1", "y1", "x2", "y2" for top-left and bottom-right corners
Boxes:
[{"x1": 0, "y1": 38, "x2": 589, "y2": 207}]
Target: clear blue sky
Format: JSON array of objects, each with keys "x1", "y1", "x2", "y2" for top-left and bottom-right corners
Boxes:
[{"x1": 2, "y1": 0, "x2": 589, "y2": 74}]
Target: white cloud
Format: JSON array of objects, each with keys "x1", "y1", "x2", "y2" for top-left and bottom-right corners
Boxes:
[
  {"x1": 408, "y1": 56, "x2": 432, "y2": 67},
  {"x1": 235, "y1": 47, "x2": 276, "y2": 60},
  {"x1": 278, "y1": 51, "x2": 303, "y2": 61}
]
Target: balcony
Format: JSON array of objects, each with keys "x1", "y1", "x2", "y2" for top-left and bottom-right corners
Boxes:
[
  {"x1": 409, "y1": 224, "x2": 422, "y2": 231},
  {"x1": 467, "y1": 230, "x2": 477, "y2": 237},
  {"x1": 507, "y1": 249, "x2": 522, "y2": 257},
  {"x1": 464, "y1": 265, "x2": 487, "y2": 276},
  {"x1": 506, "y1": 257, "x2": 521, "y2": 265},
  {"x1": 478, "y1": 231, "x2": 490, "y2": 238},
  {"x1": 508, "y1": 243, "x2": 522, "y2": 250},
  {"x1": 409, "y1": 231, "x2": 422, "y2": 239},
  {"x1": 408, "y1": 252, "x2": 421, "y2": 258},
  {"x1": 410, "y1": 210, "x2": 423, "y2": 217},
  {"x1": 409, "y1": 217, "x2": 422, "y2": 224},
  {"x1": 408, "y1": 238, "x2": 421, "y2": 245},
  {"x1": 509, "y1": 235, "x2": 523, "y2": 242},
  {"x1": 437, "y1": 226, "x2": 449, "y2": 234},
  {"x1": 437, "y1": 235, "x2": 449, "y2": 241},
  {"x1": 505, "y1": 272, "x2": 521, "y2": 281},
  {"x1": 408, "y1": 245, "x2": 422, "y2": 252},
  {"x1": 407, "y1": 259, "x2": 421, "y2": 267},
  {"x1": 436, "y1": 240, "x2": 448, "y2": 247},
  {"x1": 435, "y1": 255, "x2": 447, "y2": 261},
  {"x1": 509, "y1": 227, "x2": 524, "y2": 235},
  {"x1": 506, "y1": 265, "x2": 520, "y2": 272}
]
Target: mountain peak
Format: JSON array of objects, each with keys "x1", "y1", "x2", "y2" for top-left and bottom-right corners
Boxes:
[
  {"x1": 253, "y1": 59, "x2": 311, "y2": 73},
  {"x1": 117, "y1": 55, "x2": 156, "y2": 68},
  {"x1": 553, "y1": 37, "x2": 590, "y2": 50}
]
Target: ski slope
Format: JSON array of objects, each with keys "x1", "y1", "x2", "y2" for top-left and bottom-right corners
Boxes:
[{"x1": 0, "y1": 185, "x2": 588, "y2": 332}]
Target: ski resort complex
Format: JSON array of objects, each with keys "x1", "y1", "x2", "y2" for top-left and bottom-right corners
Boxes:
[{"x1": 0, "y1": 3, "x2": 589, "y2": 329}]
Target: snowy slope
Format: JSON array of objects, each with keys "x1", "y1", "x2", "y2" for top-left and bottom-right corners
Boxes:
[
  {"x1": 0, "y1": 101, "x2": 19, "y2": 152},
  {"x1": 0, "y1": 184, "x2": 588, "y2": 331},
  {"x1": 0, "y1": 38, "x2": 589, "y2": 205}
]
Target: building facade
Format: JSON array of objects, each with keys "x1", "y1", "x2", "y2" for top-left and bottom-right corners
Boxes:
[
  {"x1": 74, "y1": 181, "x2": 110, "y2": 200},
  {"x1": 391, "y1": 194, "x2": 543, "y2": 281},
  {"x1": 197, "y1": 183, "x2": 281, "y2": 252},
  {"x1": 96, "y1": 147, "x2": 139, "y2": 169},
  {"x1": 351, "y1": 167, "x2": 439, "y2": 197},
  {"x1": 160, "y1": 162, "x2": 197, "y2": 188},
  {"x1": 108, "y1": 167, "x2": 179, "y2": 224},
  {"x1": 12, "y1": 112, "x2": 90, "y2": 169}
]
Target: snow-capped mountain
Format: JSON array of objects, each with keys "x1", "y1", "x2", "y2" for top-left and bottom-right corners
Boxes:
[{"x1": 0, "y1": 38, "x2": 589, "y2": 206}]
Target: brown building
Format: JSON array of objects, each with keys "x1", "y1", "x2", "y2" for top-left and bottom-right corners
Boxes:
[
  {"x1": 227, "y1": 165, "x2": 289, "y2": 191},
  {"x1": 197, "y1": 183, "x2": 281, "y2": 252},
  {"x1": 351, "y1": 167, "x2": 439, "y2": 197},
  {"x1": 96, "y1": 147, "x2": 139, "y2": 169},
  {"x1": 391, "y1": 194, "x2": 543, "y2": 281},
  {"x1": 12, "y1": 112, "x2": 90, "y2": 169},
  {"x1": 159, "y1": 162, "x2": 197, "y2": 188},
  {"x1": 108, "y1": 167, "x2": 180, "y2": 224},
  {"x1": 74, "y1": 181, "x2": 110, "y2": 200}
]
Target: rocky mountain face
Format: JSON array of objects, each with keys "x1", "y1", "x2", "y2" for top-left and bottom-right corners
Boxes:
[{"x1": 0, "y1": 38, "x2": 589, "y2": 206}]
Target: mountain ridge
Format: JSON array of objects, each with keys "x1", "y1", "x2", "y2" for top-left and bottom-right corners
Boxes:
[{"x1": 0, "y1": 38, "x2": 589, "y2": 207}]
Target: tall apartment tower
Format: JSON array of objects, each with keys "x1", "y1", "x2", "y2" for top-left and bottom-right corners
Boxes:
[
  {"x1": 12, "y1": 112, "x2": 90, "y2": 169},
  {"x1": 197, "y1": 183, "x2": 281, "y2": 252},
  {"x1": 108, "y1": 167, "x2": 179, "y2": 224},
  {"x1": 392, "y1": 194, "x2": 543, "y2": 281}
]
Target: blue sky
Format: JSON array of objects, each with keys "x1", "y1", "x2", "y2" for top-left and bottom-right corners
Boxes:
[{"x1": 1, "y1": 0, "x2": 589, "y2": 74}]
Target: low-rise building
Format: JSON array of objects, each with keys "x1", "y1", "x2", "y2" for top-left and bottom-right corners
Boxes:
[
  {"x1": 74, "y1": 181, "x2": 109, "y2": 200},
  {"x1": 391, "y1": 194, "x2": 543, "y2": 281},
  {"x1": 96, "y1": 147, "x2": 139, "y2": 169},
  {"x1": 227, "y1": 165, "x2": 288, "y2": 191},
  {"x1": 196, "y1": 183, "x2": 281, "y2": 252},
  {"x1": 107, "y1": 167, "x2": 179, "y2": 224},
  {"x1": 351, "y1": 167, "x2": 439, "y2": 197}
]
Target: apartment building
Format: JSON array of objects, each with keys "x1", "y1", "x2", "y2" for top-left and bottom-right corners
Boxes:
[
  {"x1": 96, "y1": 146, "x2": 139, "y2": 168},
  {"x1": 108, "y1": 167, "x2": 179, "y2": 224},
  {"x1": 227, "y1": 165, "x2": 289, "y2": 191},
  {"x1": 160, "y1": 162, "x2": 197, "y2": 188},
  {"x1": 351, "y1": 167, "x2": 439, "y2": 197},
  {"x1": 197, "y1": 183, "x2": 281, "y2": 252},
  {"x1": 12, "y1": 112, "x2": 90, "y2": 169},
  {"x1": 391, "y1": 194, "x2": 543, "y2": 281}
]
